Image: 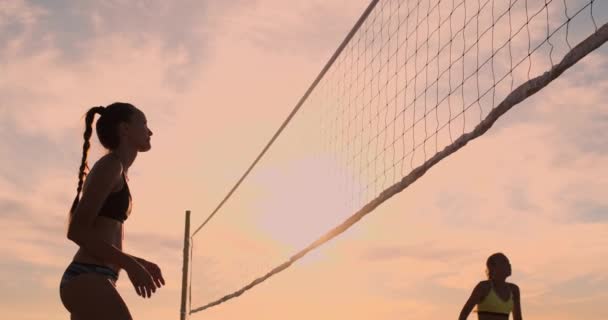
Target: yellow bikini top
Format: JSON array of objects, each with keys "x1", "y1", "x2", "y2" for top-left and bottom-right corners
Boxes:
[{"x1": 476, "y1": 282, "x2": 513, "y2": 315}]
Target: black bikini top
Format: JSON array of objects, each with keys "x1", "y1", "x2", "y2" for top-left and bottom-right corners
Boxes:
[{"x1": 98, "y1": 171, "x2": 132, "y2": 223}]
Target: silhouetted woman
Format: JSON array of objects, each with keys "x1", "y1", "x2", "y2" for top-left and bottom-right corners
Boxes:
[
  {"x1": 458, "y1": 252, "x2": 523, "y2": 320},
  {"x1": 59, "y1": 103, "x2": 164, "y2": 320}
]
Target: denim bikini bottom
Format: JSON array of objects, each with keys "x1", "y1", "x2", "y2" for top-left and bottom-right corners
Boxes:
[{"x1": 60, "y1": 261, "x2": 119, "y2": 290}]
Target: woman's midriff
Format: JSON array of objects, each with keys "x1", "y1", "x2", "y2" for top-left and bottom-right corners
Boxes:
[
  {"x1": 477, "y1": 312, "x2": 510, "y2": 320},
  {"x1": 71, "y1": 216, "x2": 124, "y2": 274}
]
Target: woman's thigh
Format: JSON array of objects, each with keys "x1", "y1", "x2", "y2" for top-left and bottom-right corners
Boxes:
[{"x1": 60, "y1": 272, "x2": 132, "y2": 320}]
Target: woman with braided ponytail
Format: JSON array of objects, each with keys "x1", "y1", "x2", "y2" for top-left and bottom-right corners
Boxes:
[{"x1": 59, "y1": 103, "x2": 163, "y2": 320}]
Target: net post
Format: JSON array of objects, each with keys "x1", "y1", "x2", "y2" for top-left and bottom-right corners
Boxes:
[{"x1": 180, "y1": 210, "x2": 191, "y2": 320}]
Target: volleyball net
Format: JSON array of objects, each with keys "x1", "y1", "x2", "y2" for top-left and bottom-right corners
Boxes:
[{"x1": 181, "y1": 0, "x2": 607, "y2": 316}]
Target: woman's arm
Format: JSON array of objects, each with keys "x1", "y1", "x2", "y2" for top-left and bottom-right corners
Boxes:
[
  {"x1": 458, "y1": 282, "x2": 486, "y2": 320},
  {"x1": 67, "y1": 156, "x2": 136, "y2": 270},
  {"x1": 127, "y1": 254, "x2": 165, "y2": 287},
  {"x1": 511, "y1": 283, "x2": 522, "y2": 320},
  {"x1": 129, "y1": 254, "x2": 152, "y2": 266}
]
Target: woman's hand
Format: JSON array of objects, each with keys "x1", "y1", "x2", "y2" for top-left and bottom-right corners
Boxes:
[
  {"x1": 135, "y1": 257, "x2": 166, "y2": 288},
  {"x1": 124, "y1": 257, "x2": 157, "y2": 298}
]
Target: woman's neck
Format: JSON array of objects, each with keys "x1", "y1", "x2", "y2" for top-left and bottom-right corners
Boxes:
[{"x1": 110, "y1": 147, "x2": 137, "y2": 173}]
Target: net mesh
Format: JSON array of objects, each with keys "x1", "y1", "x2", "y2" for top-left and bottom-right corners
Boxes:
[{"x1": 187, "y1": 0, "x2": 607, "y2": 314}]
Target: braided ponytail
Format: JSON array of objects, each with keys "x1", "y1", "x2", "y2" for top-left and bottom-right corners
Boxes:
[
  {"x1": 66, "y1": 103, "x2": 135, "y2": 230},
  {"x1": 68, "y1": 106, "x2": 105, "y2": 223}
]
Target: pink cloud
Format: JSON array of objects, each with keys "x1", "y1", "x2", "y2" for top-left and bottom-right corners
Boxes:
[{"x1": 1, "y1": 0, "x2": 607, "y2": 319}]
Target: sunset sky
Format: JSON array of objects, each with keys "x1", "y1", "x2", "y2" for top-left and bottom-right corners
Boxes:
[{"x1": 1, "y1": 1, "x2": 607, "y2": 319}]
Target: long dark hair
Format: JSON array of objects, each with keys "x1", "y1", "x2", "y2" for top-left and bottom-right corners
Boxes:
[{"x1": 68, "y1": 102, "x2": 136, "y2": 225}]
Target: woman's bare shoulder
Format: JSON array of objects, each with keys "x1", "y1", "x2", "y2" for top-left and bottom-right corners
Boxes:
[
  {"x1": 468, "y1": 280, "x2": 492, "y2": 303},
  {"x1": 507, "y1": 282, "x2": 520, "y2": 292},
  {"x1": 473, "y1": 280, "x2": 492, "y2": 295},
  {"x1": 90, "y1": 154, "x2": 123, "y2": 173},
  {"x1": 83, "y1": 154, "x2": 123, "y2": 190}
]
